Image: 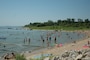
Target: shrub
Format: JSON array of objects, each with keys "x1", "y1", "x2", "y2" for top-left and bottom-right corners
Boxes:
[{"x1": 15, "y1": 54, "x2": 26, "y2": 60}]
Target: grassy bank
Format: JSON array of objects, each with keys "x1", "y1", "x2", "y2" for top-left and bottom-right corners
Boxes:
[{"x1": 25, "y1": 26, "x2": 90, "y2": 31}]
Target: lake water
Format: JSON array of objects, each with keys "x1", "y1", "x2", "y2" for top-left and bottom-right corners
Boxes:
[{"x1": 0, "y1": 26, "x2": 85, "y2": 56}]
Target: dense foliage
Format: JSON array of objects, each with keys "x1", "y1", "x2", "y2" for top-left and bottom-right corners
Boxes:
[{"x1": 25, "y1": 18, "x2": 90, "y2": 30}]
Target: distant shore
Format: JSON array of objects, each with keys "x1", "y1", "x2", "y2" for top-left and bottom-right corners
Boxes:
[{"x1": 24, "y1": 26, "x2": 88, "y2": 32}]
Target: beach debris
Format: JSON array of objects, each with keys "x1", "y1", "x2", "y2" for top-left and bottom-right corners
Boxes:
[
  {"x1": 75, "y1": 54, "x2": 83, "y2": 60},
  {"x1": 50, "y1": 49, "x2": 90, "y2": 60},
  {"x1": 1, "y1": 52, "x2": 16, "y2": 60},
  {"x1": 44, "y1": 57, "x2": 50, "y2": 60}
]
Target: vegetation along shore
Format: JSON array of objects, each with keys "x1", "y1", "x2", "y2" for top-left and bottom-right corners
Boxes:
[{"x1": 24, "y1": 18, "x2": 90, "y2": 30}]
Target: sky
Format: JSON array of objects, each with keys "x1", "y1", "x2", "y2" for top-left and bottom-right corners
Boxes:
[{"x1": 0, "y1": 0, "x2": 90, "y2": 26}]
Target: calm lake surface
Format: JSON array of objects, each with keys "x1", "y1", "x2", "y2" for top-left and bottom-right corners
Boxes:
[{"x1": 0, "y1": 26, "x2": 85, "y2": 56}]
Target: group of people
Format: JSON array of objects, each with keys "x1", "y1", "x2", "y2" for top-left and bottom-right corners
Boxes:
[
  {"x1": 24, "y1": 38, "x2": 30, "y2": 44},
  {"x1": 22, "y1": 30, "x2": 82, "y2": 48},
  {"x1": 41, "y1": 33, "x2": 57, "y2": 47},
  {"x1": 23, "y1": 31, "x2": 57, "y2": 48}
]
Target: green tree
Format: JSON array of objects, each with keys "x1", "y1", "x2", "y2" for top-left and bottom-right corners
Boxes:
[
  {"x1": 57, "y1": 19, "x2": 61, "y2": 25},
  {"x1": 71, "y1": 18, "x2": 75, "y2": 23},
  {"x1": 85, "y1": 19, "x2": 89, "y2": 23},
  {"x1": 47, "y1": 20, "x2": 54, "y2": 26},
  {"x1": 78, "y1": 18, "x2": 83, "y2": 23},
  {"x1": 67, "y1": 18, "x2": 71, "y2": 23},
  {"x1": 78, "y1": 18, "x2": 83, "y2": 27}
]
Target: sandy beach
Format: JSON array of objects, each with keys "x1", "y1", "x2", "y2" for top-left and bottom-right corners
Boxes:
[{"x1": 24, "y1": 30, "x2": 90, "y2": 60}]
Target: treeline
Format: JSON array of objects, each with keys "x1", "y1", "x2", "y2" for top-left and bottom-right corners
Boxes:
[{"x1": 25, "y1": 18, "x2": 90, "y2": 29}]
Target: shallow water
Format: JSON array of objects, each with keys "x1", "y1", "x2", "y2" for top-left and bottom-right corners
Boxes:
[{"x1": 0, "y1": 26, "x2": 85, "y2": 56}]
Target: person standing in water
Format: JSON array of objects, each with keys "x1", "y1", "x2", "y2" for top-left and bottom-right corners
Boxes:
[
  {"x1": 46, "y1": 36, "x2": 48, "y2": 42},
  {"x1": 40, "y1": 35, "x2": 45, "y2": 47},
  {"x1": 49, "y1": 36, "x2": 51, "y2": 43},
  {"x1": 28, "y1": 38, "x2": 30, "y2": 44},
  {"x1": 24, "y1": 39, "x2": 25, "y2": 44},
  {"x1": 54, "y1": 36, "x2": 57, "y2": 44},
  {"x1": 41, "y1": 35, "x2": 45, "y2": 43},
  {"x1": 42, "y1": 39, "x2": 45, "y2": 44}
]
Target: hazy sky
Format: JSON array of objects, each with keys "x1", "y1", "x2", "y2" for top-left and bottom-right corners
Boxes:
[{"x1": 0, "y1": 0, "x2": 90, "y2": 26}]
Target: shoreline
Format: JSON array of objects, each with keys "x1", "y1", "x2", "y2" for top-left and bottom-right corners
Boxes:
[
  {"x1": 24, "y1": 30, "x2": 90, "y2": 60},
  {"x1": 1, "y1": 30, "x2": 89, "y2": 60}
]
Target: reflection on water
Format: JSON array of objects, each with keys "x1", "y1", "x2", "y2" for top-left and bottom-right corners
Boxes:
[{"x1": 0, "y1": 26, "x2": 85, "y2": 56}]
